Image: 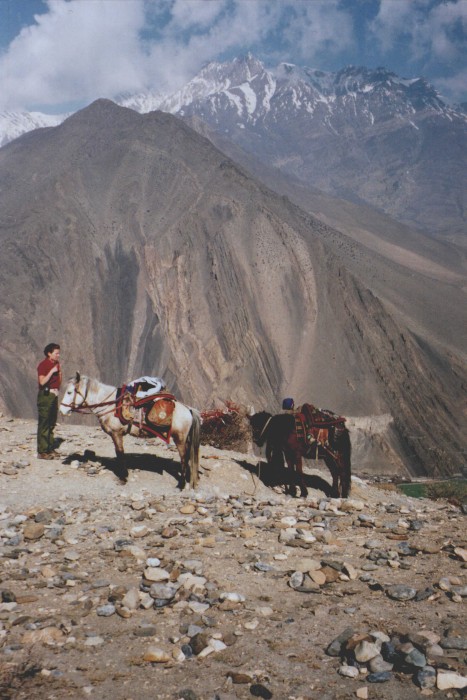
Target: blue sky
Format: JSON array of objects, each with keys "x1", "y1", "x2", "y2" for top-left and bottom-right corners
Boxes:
[{"x1": 0, "y1": 0, "x2": 466, "y2": 113}]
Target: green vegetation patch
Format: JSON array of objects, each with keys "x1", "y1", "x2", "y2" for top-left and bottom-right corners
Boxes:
[
  {"x1": 397, "y1": 482, "x2": 427, "y2": 498},
  {"x1": 397, "y1": 479, "x2": 467, "y2": 502}
]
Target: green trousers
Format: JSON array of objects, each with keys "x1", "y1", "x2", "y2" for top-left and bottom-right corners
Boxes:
[{"x1": 37, "y1": 390, "x2": 58, "y2": 454}]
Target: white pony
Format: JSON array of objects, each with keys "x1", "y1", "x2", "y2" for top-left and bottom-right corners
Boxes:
[{"x1": 60, "y1": 373, "x2": 200, "y2": 489}]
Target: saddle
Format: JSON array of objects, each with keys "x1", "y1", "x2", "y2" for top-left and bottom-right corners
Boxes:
[
  {"x1": 115, "y1": 387, "x2": 176, "y2": 442},
  {"x1": 294, "y1": 403, "x2": 346, "y2": 450}
]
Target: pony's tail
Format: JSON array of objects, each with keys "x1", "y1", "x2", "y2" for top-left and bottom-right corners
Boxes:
[
  {"x1": 189, "y1": 408, "x2": 201, "y2": 488},
  {"x1": 341, "y1": 428, "x2": 352, "y2": 498}
]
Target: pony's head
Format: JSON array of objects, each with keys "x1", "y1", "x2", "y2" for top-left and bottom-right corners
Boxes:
[
  {"x1": 247, "y1": 410, "x2": 272, "y2": 447},
  {"x1": 60, "y1": 372, "x2": 85, "y2": 415}
]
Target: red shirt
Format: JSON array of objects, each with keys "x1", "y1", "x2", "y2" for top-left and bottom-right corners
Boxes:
[{"x1": 37, "y1": 358, "x2": 61, "y2": 390}]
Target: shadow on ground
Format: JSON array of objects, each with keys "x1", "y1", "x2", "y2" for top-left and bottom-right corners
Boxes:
[
  {"x1": 237, "y1": 458, "x2": 333, "y2": 497},
  {"x1": 62, "y1": 450, "x2": 182, "y2": 485}
]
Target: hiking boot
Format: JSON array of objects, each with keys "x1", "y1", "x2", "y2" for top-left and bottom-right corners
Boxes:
[{"x1": 38, "y1": 452, "x2": 54, "y2": 460}]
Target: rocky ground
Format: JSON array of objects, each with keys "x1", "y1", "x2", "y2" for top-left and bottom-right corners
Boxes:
[{"x1": 0, "y1": 416, "x2": 466, "y2": 700}]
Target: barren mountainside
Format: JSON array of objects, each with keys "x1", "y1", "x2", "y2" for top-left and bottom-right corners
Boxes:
[
  {"x1": 0, "y1": 100, "x2": 465, "y2": 476},
  {"x1": 121, "y1": 55, "x2": 467, "y2": 240}
]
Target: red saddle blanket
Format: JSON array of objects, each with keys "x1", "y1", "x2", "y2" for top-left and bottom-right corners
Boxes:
[{"x1": 294, "y1": 403, "x2": 346, "y2": 447}]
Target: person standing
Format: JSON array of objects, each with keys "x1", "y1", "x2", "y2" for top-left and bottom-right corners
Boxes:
[{"x1": 37, "y1": 342, "x2": 62, "y2": 459}]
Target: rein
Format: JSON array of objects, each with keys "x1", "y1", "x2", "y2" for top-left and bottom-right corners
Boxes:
[{"x1": 259, "y1": 416, "x2": 273, "y2": 442}]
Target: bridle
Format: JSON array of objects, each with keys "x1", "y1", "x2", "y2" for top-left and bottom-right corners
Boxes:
[
  {"x1": 67, "y1": 377, "x2": 89, "y2": 412},
  {"x1": 61, "y1": 375, "x2": 118, "y2": 416}
]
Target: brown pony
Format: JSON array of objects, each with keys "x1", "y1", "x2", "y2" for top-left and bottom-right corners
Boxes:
[{"x1": 248, "y1": 408, "x2": 351, "y2": 498}]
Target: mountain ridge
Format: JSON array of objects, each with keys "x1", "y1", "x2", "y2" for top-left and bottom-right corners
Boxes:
[{"x1": 2, "y1": 55, "x2": 464, "y2": 238}]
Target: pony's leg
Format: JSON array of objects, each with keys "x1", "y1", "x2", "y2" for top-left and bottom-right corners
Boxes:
[
  {"x1": 334, "y1": 454, "x2": 351, "y2": 498},
  {"x1": 188, "y1": 411, "x2": 200, "y2": 490},
  {"x1": 323, "y1": 454, "x2": 340, "y2": 497},
  {"x1": 174, "y1": 437, "x2": 188, "y2": 490},
  {"x1": 295, "y1": 454, "x2": 308, "y2": 498},
  {"x1": 266, "y1": 441, "x2": 285, "y2": 486},
  {"x1": 110, "y1": 431, "x2": 128, "y2": 483},
  {"x1": 283, "y1": 450, "x2": 298, "y2": 497},
  {"x1": 339, "y1": 432, "x2": 352, "y2": 498}
]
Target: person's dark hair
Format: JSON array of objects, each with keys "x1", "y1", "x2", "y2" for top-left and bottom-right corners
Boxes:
[{"x1": 44, "y1": 343, "x2": 60, "y2": 357}]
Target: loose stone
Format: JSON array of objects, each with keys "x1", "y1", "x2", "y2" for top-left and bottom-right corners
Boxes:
[
  {"x1": 354, "y1": 640, "x2": 381, "y2": 663},
  {"x1": 366, "y1": 671, "x2": 392, "y2": 683},
  {"x1": 309, "y1": 570, "x2": 326, "y2": 586},
  {"x1": 96, "y1": 603, "x2": 115, "y2": 616},
  {"x1": 453, "y1": 547, "x2": 467, "y2": 561},
  {"x1": 415, "y1": 666, "x2": 436, "y2": 689},
  {"x1": 386, "y1": 584, "x2": 417, "y2": 601},
  {"x1": 180, "y1": 504, "x2": 196, "y2": 514},
  {"x1": 326, "y1": 628, "x2": 356, "y2": 657},
  {"x1": 250, "y1": 683, "x2": 273, "y2": 699},
  {"x1": 295, "y1": 557, "x2": 321, "y2": 572},
  {"x1": 436, "y1": 671, "x2": 467, "y2": 690},
  {"x1": 404, "y1": 647, "x2": 426, "y2": 667},
  {"x1": 146, "y1": 557, "x2": 161, "y2": 567},
  {"x1": 122, "y1": 588, "x2": 140, "y2": 610},
  {"x1": 368, "y1": 655, "x2": 393, "y2": 673},
  {"x1": 189, "y1": 632, "x2": 209, "y2": 655},
  {"x1": 149, "y1": 582, "x2": 179, "y2": 604},
  {"x1": 440, "y1": 637, "x2": 467, "y2": 650},
  {"x1": 289, "y1": 571, "x2": 304, "y2": 589},
  {"x1": 130, "y1": 525, "x2": 150, "y2": 538},
  {"x1": 144, "y1": 567, "x2": 170, "y2": 582},
  {"x1": 219, "y1": 592, "x2": 245, "y2": 603},
  {"x1": 143, "y1": 646, "x2": 171, "y2": 663},
  {"x1": 339, "y1": 665, "x2": 359, "y2": 678},
  {"x1": 227, "y1": 672, "x2": 253, "y2": 684},
  {"x1": 451, "y1": 585, "x2": 467, "y2": 597},
  {"x1": 83, "y1": 636, "x2": 104, "y2": 646},
  {"x1": 23, "y1": 522, "x2": 45, "y2": 540},
  {"x1": 244, "y1": 619, "x2": 259, "y2": 630}
]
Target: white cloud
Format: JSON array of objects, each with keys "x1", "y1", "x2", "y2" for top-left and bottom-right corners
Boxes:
[
  {"x1": 281, "y1": 0, "x2": 355, "y2": 63},
  {"x1": 169, "y1": 0, "x2": 227, "y2": 29},
  {"x1": 435, "y1": 66, "x2": 467, "y2": 104},
  {"x1": 369, "y1": 0, "x2": 415, "y2": 53},
  {"x1": 370, "y1": 0, "x2": 466, "y2": 64},
  {"x1": 428, "y1": 0, "x2": 467, "y2": 62},
  {"x1": 0, "y1": 0, "x2": 148, "y2": 110},
  {"x1": 369, "y1": 0, "x2": 466, "y2": 102}
]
